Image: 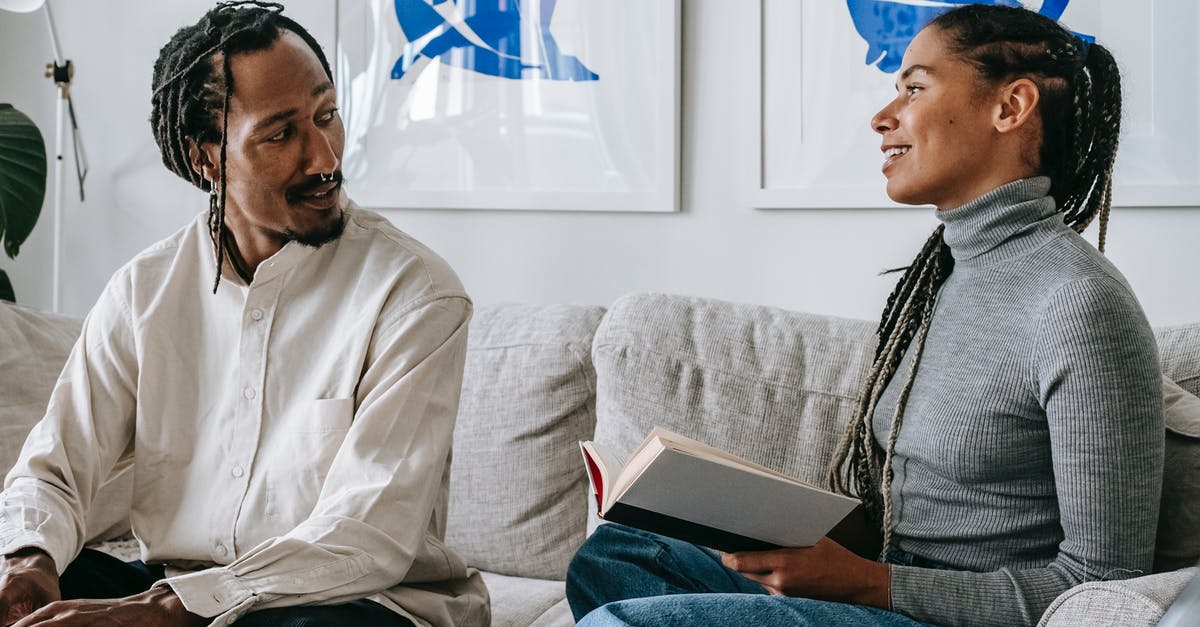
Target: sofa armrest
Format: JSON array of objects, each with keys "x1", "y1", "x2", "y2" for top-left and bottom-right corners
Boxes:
[{"x1": 1037, "y1": 568, "x2": 1196, "y2": 627}]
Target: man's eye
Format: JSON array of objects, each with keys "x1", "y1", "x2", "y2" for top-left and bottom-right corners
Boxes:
[
  {"x1": 905, "y1": 85, "x2": 923, "y2": 96},
  {"x1": 319, "y1": 108, "x2": 339, "y2": 123},
  {"x1": 268, "y1": 128, "x2": 290, "y2": 142}
]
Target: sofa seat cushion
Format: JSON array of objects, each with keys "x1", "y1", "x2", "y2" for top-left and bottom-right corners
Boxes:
[
  {"x1": 447, "y1": 304, "x2": 605, "y2": 581},
  {"x1": 591, "y1": 293, "x2": 875, "y2": 489},
  {"x1": 480, "y1": 572, "x2": 571, "y2": 627}
]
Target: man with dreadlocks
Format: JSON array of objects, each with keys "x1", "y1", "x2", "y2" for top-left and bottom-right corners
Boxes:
[
  {"x1": 567, "y1": 5, "x2": 1162, "y2": 627},
  {"x1": 0, "y1": 2, "x2": 487, "y2": 626}
]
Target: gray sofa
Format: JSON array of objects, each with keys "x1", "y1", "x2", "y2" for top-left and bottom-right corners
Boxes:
[{"x1": 2, "y1": 293, "x2": 1198, "y2": 626}]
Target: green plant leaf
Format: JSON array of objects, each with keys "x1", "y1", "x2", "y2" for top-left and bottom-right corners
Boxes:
[
  {"x1": 0, "y1": 103, "x2": 48, "y2": 260},
  {"x1": 0, "y1": 268, "x2": 14, "y2": 302}
]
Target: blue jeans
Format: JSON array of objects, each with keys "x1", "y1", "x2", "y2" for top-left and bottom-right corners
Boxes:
[
  {"x1": 566, "y1": 523, "x2": 934, "y2": 627},
  {"x1": 58, "y1": 548, "x2": 414, "y2": 626}
]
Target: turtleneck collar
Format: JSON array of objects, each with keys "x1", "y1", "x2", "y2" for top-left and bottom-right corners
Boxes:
[{"x1": 936, "y1": 177, "x2": 1063, "y2": 268}]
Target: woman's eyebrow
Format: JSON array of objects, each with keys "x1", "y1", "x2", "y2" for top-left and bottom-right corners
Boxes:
[{"x1": 895, "y1": 64, "x2": 934, "y2": 90}]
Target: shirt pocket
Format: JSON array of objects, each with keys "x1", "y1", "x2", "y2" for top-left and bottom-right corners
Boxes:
[
  {"x1": 296, "y1": 397, "x2": 355, "y2": 434},
  {"x1": 266, "y1": 397, "x2": 355, "y2": 527},
  {"x1": 289, "y1": 397, "x2": 355, "y2": 474}
]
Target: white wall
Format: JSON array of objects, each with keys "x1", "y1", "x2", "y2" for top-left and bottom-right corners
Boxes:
[{"x1": 2, "y1": 1, "x2": 1197, "y2": 324}]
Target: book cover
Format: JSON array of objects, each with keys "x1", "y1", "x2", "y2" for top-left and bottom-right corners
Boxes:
[{"x1": 581, "y1": 428, "x2": 860, "y2": 553}]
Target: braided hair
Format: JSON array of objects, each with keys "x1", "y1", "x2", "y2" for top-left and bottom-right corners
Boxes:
[
  {"x1": 826, "y1": 4, "x2": 1123, "y2": 558},
  {"x1": 149, "y1": 1, "x2": 333, "y2": 293}
]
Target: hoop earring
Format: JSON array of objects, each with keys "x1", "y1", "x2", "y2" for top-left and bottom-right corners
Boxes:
[{"x1": 319, "y1": 172, "x2": 334, "y2": 183}]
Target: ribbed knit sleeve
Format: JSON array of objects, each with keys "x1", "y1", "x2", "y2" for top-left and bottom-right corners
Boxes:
[{"x1": 888, "y1": 276, "x2": 1164, "y2": 627}]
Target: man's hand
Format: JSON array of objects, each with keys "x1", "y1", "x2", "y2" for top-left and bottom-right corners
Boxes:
[
  {"x1": 721, "y1": 536, "x2": 891, "y2": 609},
  {"x1": 1, "y1": 548, "x2": 60, "y2": 625},
  {"x1": 10, "y1": 586, "x2": 208, "y2": 627}
]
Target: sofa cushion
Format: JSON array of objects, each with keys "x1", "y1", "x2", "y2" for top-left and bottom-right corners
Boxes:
[
  {"x1": 1157, "y1": 378, "x2": 1200, "y2": 572},
  {"x1": 447, "y1": 304, "x2": 605, "y2": 581},
  {"x1": 479, "y1": 572, "x2": 571, "y2": 627},
  {"x1": 591, "y1": 293, "x2": 875, "y2": 489}
]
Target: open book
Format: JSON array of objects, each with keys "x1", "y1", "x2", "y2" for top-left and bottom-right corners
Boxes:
[{"x1": 580, "y1": 427, "x2": 860, "y2": 552}]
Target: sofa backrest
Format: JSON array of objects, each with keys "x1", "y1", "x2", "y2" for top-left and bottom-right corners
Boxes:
[
  {"x1": 591, "y1": 293, "x2": 876, "y2": 487},
  {"x1": 6, "y1": 297, "x2": 1198, "y2": 581},
  {"x1": 446, "y1": 303, "x2": 606, "y2": 581}
]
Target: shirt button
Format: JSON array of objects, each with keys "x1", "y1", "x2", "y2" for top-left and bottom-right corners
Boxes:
[
  {"x1": 215, "y1": 543, "x2": 228, "y2": 557},
  {"x1": 231, "y1": 466, "x2": 244, "y2": 478},
  {"x1": 250, "y1": 308, "x2": 264, "y2": 321},
  {"x1": 243, "y1": 387, "x2": 256, "y2": 400}
]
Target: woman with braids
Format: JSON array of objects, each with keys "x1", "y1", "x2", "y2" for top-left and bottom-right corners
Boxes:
[
  {"x1": 566, "y1": 5, "x2": 1162, "y2": 627},
  {"x1": 0, "y1": 2, "x2": 487, "y2": 626}
]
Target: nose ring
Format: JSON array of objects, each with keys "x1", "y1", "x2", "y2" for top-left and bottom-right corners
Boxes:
[{"x1": 319, "y1": 172, "x2": 334, "y2": 183}]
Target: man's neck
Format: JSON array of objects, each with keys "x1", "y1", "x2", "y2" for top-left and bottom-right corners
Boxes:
[
  {"x1": 221, "y1": 228, "x2": 258, "y2": 283},
  {"x1": 223, "y1": 223, "x2": 287, "y2": 275}
]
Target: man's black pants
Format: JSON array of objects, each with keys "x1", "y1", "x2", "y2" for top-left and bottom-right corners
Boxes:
[{"x1": 58, "y1": 548, "x2": 415, "y2": 626}]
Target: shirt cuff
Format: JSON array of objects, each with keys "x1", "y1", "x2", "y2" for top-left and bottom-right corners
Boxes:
[
  {"x1": 0, "y1": 532, "x2": 70, "y2": 575},
  {"x1": 160, "y1": 566, "x2": 256, "y2": 625}
]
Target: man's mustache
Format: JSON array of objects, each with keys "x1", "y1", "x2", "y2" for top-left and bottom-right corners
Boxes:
[{"x1": 287, "y1": 171, "x2": 344, "y2": 200}]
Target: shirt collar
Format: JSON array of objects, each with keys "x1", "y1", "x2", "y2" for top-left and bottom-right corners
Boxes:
[
  {"x1": 937, "y1": 177, "x2": 1061, "y2": 267},
  {"x1": 202, "y1": 193, "x2": 351, "y2": 288}
]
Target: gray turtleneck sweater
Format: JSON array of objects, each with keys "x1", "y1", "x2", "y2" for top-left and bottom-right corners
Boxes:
[{"x1": 872, "y1": 178, "x2": 1164, "y2": 627}]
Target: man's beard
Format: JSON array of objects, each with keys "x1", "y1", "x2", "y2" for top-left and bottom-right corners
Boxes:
[{"x1": 284, "y1": 210, "x2": 346, "y2": 248}]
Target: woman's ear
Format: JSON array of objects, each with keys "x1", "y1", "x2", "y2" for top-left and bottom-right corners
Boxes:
[
  {"x1": 995, "y1": 78, "x2": 1040, "y2": 134},
  {"x1": 187, "y1": 138, "x2": 219, "y2": 187}
]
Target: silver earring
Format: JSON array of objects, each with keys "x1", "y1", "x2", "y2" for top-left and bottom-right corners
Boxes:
[{"x1": 319, "y1": 172, "x2": 334, "y2": 183}]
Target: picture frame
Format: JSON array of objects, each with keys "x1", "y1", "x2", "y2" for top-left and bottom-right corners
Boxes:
[
  {"x1": 744, "y1": 0, "x2": 1200, "y2": 210},
  {"x1": 333, "y1": 0, "x2": 681, "y2": 212}
]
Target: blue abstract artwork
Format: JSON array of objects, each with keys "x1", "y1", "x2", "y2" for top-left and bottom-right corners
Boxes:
[
  {"x1": 846, "y1": 0, "x2": 1088, "y2": 73},
  {"x1": 391, "y1": 0, "x2": 599, "y2": 81}
]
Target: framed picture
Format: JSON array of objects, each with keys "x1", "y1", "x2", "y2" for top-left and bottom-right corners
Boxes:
[
  {"x1": 334, "y1": 0, "x2": 681, "y2": 212},
  {"x1": 745, "y1": 0, "x2": 1200, "y2": 209}
]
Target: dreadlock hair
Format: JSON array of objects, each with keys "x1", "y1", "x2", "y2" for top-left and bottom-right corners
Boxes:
[
  {"x1": 149, "y1": 1, "x2": 333, "y2": 293},
  {"x1": 826, "y1": 4, "x2": 1123, "y2": 558}
]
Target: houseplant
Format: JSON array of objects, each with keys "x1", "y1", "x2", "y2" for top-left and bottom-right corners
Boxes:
[{"x1": 0, "y1": 102, "x2": 48, "y2": 302}]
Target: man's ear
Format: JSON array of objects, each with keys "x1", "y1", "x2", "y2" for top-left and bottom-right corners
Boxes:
[
  {"x1": 187, "y1": 138, "x2": 219, "y2": 187},
  {"x1": 994, "y1": 78, "x2": 1040, "y2": 134}
]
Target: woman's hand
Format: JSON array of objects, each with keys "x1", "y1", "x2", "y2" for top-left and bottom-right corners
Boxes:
[{"x1": 721, "y1": 536, "x2": 891, "y2": 609}]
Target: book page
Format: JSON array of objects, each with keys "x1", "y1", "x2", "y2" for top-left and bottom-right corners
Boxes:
[
  {"x1": 646, "y1": 426, "x2": 817, "y2": 488},
  {"x1": 609, "y1": 437, "x2": 668, "y2": 508},
  {"x1": 580, "y1": 440, "x2": 626, "y2": 512}
]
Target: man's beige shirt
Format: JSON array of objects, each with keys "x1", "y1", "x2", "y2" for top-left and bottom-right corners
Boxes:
[{"x1": 0, "y1": 197, "x2": 489, "y2": 627}]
